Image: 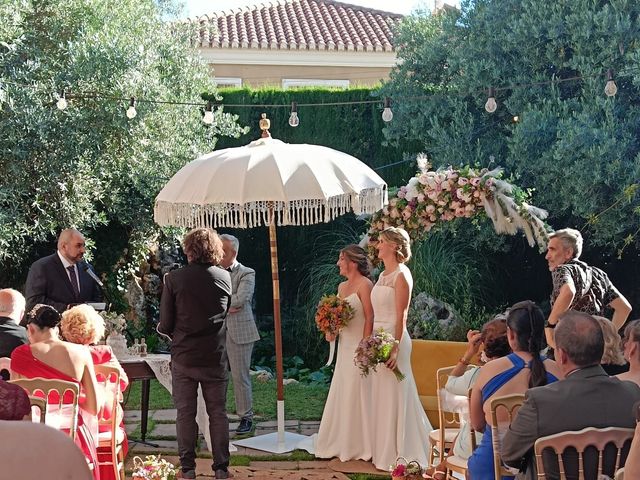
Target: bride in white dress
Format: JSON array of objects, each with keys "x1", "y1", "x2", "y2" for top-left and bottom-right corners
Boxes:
[
  {"x1": 370, "y1": 227, "x2": 432, "y2": 469},
  {"x1": 298, "y1": 244, "x2": 374, "y2": 460}
]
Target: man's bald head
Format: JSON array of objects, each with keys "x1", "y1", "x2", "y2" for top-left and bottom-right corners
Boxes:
[
  {"x1": 0, "y1": 289, "x2": 26, "y2": 323},
  {"x1": 57, "y1": 229, "x2": 86, "y2": 264}
]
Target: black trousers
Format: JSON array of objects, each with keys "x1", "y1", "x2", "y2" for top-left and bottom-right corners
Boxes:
[{"x1": 171, "y1": 360, "x2": 229, "y2": 472}]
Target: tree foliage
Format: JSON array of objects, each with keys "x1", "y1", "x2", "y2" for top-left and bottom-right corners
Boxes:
[
  {"x1": 0, "y1": 0, "x2": 243, "y2": 284},
  {"x1": 382, "y1": 0, "x2": 640, "y2": 255}
]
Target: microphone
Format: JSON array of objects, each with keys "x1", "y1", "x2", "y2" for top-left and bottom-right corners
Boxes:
[{"x1": 82, "y1": 263, "x2": 104, "y2": 288}]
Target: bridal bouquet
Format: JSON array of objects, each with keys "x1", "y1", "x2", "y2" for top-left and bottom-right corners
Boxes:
[
  {"x1": 354, "y1": 328, "x2": 405, "y2": 381},
  {"x1": 315, "y1": 294, "x2": 355, "y2": 337},
  {"x1": 132, "y1": 455, "x2": 177, "y2": 480}
]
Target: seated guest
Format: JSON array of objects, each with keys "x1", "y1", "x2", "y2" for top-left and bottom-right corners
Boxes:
[
  {"x1": 0, "y1": 289, "x2": 28, "y2": 379},
  {"x1": 617, "y1": 319, "x2": 640, "y2": 387},
  {"x1": 468, "y1": 301, "x2": 562, "y2": 480},
  {"x1": 594, "y1": 316, "x2": 628, "y2": 375},
  {"x1": 502, "y1": 311, "x2": 640, "y2": 480},
  {"x1": 426, "y1": 316, "x2": 511, "y2": 479},
  {"x1": 60, "y1": 305, "x2": 129, "y2": 480},
  {"x1": 10, "y1": 304, "x2": 100, "y2": 479},
  {"x1": 0, "y1": 379, "x2": 31, "y2": 420},
  {"x1": 60, "y1": 305, "x2": 128, "y2": 391}
]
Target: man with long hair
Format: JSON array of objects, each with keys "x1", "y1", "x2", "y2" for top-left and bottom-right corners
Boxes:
[{"x1": 158, "y1": 228, "x2": 232, "y2": 479}]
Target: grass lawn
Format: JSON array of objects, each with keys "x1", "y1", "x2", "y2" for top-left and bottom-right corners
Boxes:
[{"x1": 123, "y1": 377, "x2": 329, "y2": 421}]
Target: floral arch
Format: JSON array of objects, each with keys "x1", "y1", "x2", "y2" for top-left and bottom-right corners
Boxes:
[{"x1": 366, "y1": 155, "x2": 550, "y2": 251}]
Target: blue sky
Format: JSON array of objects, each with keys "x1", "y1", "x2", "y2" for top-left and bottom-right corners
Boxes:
[{"x1": 180, "y1": 0, "x2": 438, "y2": 18}]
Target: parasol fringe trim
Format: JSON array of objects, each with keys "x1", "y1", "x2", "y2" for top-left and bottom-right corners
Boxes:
[{"x1": 154, "y1": 188, "x2": 387, "y2": 229}]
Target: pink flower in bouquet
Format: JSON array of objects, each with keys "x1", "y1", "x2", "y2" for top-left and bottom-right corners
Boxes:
[
  {"x1": 397, "y1": 187, "x2": 407, "y2": 199},
  {"x1": 417, "y1": 193, "x2": 425, "y2": 203},
  {"x1": 458, "y1": 177, "x2": 469, "y2": 186},
  {"x1": 470, "y1": 177, "x2": 481, "y2": 187},
  {"x1": 354, "y1": 328, "x2": 404, "y2": 381},
  {"x1": 425, "y1": 205, "x2": 435, "y2": 214}
]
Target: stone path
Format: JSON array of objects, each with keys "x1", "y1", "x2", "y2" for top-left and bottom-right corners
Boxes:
[{"x1": 124, "y1": 409, "x2": 367, "y2": 479}]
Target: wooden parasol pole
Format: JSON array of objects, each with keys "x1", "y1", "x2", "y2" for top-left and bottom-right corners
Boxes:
[{"x1": 268, "y1": 202, "x2": 285, "y2": 443}]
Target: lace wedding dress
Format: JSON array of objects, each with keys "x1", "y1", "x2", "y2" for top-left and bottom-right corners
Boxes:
[{"x1": 369, "y1": 265, "x2": 432, "y2": 469}]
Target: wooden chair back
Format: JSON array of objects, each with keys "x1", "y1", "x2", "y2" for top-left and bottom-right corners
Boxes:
[
  {"x1": 28, "y1": 395, "x2": 47, "y2": 423},
  {"x1": 490, "y1": 393, "x2": 525, "y2": 480},
  {"x1": 94, "y1": 364, "x2": 125, "y2": 480},
  {"x1": 434, "y1": 365, "x2": 475, "y2": 463},
  {"x1": 10, "y1": 377, "x2": 80, "y2": 440},
  {"x1": 534, "y1": 427, "x2": 634, "y2": 479}
]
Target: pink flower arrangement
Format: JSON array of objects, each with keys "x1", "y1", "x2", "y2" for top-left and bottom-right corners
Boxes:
[
  {"x1": 354, "y1": 328, "x2": 404, "y2": 381},
  {"x1": 131, "y1": 455, "x2": 177, "y2": 480},
  {"x1": 363, "y1": 154, "x2": 550, "y2": 254},
  {"x1": 390, "y1": 457, "x2": 423, "y2": 479}
]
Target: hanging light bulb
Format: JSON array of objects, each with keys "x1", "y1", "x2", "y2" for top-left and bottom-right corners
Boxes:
[
  {"x1": 485, "y1": 87, "x2": 497, "y2": 113},
  {"x1": 288, "y1": 101, "x2": 299, "y2": 127},
  {"x1": 604, "y1": 69, "x2": 618, "y2": 97},
  {"x1": 203, "y1": 101, "x2": 214, "y2": 125},
  {"x1": 382, "y1": 97, "x2": 393, "y2": 122},
  {"x1": 56, "y1": 89, "x2": 68, "y2": 110},
  {"x1": 126, "y1": 97, "x2": 137, "y2": 119}
]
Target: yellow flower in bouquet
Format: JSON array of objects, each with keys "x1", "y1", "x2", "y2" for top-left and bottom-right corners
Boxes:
[{"x1": 315, "y1": 294, "x2": 355, "y2": 337}]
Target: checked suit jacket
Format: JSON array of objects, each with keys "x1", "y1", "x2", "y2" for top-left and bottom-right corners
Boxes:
[
  {"x1": 24, "y1": 253, "x2": 102, "y2": 316},
  {"x1": 226, "y1": 262, "x2": 260, "y2": 345}
]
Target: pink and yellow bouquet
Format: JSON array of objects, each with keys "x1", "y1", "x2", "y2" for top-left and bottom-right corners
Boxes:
[
  {"x1": 354, "y1": 328, "x2": 405, "y2": 381},
  {"x1": 315, "y1": 294, "x2": 355, "y2": 337}
]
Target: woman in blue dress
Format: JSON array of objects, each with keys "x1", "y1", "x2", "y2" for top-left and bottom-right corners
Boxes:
[{"x1": 468, "y1": 301, "x2": 563, "y2": 479}]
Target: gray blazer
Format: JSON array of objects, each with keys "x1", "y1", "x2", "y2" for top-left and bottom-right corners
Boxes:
[
  {"x1": 502, "y1": 365, "x2": 640, "y2": 480},
  {"x1": 226, "y1": 262, "x2": 260, "y2": 345}
]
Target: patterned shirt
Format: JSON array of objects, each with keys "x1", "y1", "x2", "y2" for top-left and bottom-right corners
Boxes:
[{"x1": 550, "y1": 259, "x2": 621, "y2": 315}]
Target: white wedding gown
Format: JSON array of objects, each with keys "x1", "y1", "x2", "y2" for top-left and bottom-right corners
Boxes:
[
  {"x1": 369, "y1": 264, "x2": 432, "y2": 469},
  {"x1": 297, "y1": 293, "x2": 372, "y2": 461}
]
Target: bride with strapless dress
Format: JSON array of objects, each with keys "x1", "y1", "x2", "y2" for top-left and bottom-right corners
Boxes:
[{"x1": 313, "y1": 292, "x2": 373, "y2": 460}]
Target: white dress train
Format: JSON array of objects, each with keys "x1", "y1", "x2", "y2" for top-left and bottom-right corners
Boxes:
[
  {"x1": 369, "y1": 265, "x2": 432, "y2": 469},
  {"x1": 297, "y1": 293, "x2": 372, "y2": 461}
]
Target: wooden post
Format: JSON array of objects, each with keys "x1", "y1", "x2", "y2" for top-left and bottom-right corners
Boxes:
[{"x1": 268, "y1": 203, "x2": 285, "y2": 407}]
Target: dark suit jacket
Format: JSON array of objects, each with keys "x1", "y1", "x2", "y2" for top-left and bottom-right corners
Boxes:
[
  {"x1": 158, "y1": 262, "x2": 232, "y2": 370},
  {"x1": 24, "y1": 253, "x2": 102, "y2": 315},
  {"x1": 0, "y1": 316, "x2": 28, "y2": 380},
  {"x1": 502, "y1": 365, "x2": 640, "y2": 480}
]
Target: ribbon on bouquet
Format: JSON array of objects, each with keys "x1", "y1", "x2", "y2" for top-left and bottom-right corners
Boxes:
[{"x1": 325, "y1": 337, "x2": 337, "y2": 366}]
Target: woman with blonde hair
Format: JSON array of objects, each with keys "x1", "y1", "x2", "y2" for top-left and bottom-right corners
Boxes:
[
  {"x1": 593, "y1": 316, "x2": 628, "y2": 375},
  {"x1": 369, "y1": 227, "x2": 432, "y2": 470},
  {"x1": 61, "y1": 305, "x2": 129, "y2": 480}
]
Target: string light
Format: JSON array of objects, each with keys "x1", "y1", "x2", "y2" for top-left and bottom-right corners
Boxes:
[
  {"x1": 202, "y1": 101, "x2": 214, "y2": 124},
  {"x1": 382, "y1": 97, "x2": 393, "y2": 122},
  {"x1": 485, "y1": 87, "x2": 497, "y2": 113},
  {"x1": 126, "y1": 97, "x2": 137, "y2": 119},
  {"x1": 288, "y1": 101, "x2": 299, "y2": 127},
  {"x1": 604, "y1": 69, "x2": 618, "y2": 97},
  {"x1": 513, "y1": 115, "x2": 519, "y2": 122},
  {"x1": 56, "y1": 89, "x2": 68, "y2": 110}
]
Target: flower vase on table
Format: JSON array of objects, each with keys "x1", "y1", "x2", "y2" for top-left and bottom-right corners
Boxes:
[{"x1": 132, "y1": 455, "x2": 177, "y2": 480}]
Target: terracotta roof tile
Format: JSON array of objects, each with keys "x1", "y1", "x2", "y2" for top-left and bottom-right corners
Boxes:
[{"x1": 187, "y1": 0, "x2": 403, "y2": 52}]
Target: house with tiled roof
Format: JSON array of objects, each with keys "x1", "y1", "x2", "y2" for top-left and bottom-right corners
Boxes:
[{"x1": 186, "y1": 0, "x2": 404, "y2": 88}]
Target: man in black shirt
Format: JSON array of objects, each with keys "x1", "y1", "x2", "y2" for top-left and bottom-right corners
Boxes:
[
  {"x1": 158, "y1": 228, "x2": 232, "y2": 480},
  {"x1": 0, "y1": 289, "x2": 28, "y2": 379}
]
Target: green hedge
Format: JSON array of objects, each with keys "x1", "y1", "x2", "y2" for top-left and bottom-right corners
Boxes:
[{"x1": 204, "y1": 87, "x2": 421, "y2": 187}]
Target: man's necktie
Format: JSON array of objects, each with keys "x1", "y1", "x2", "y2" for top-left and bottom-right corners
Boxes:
[{"x1": 67, "y1": 265, "x2": 80, "y2": 298}]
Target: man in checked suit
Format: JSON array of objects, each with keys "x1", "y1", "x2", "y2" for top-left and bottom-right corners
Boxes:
[
  {"x1": 24, "y1": 228, "x2": 102, "y2": 316},
  {"x1": 220, "y1": 234, "x2": 260, "y2": 434}
]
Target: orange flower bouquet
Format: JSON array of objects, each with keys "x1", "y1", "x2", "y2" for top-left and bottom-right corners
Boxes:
[{"x1": 314, "y1": 294, "x2": 355, "y2": 337}]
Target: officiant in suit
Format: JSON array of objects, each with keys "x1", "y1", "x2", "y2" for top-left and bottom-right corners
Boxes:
[
  {"x1": 220, "y1": 234, "x2": 260, "y2": 435},
  {"x1": 24, "y1": 228, "x2": 102, "y2": 316}
]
